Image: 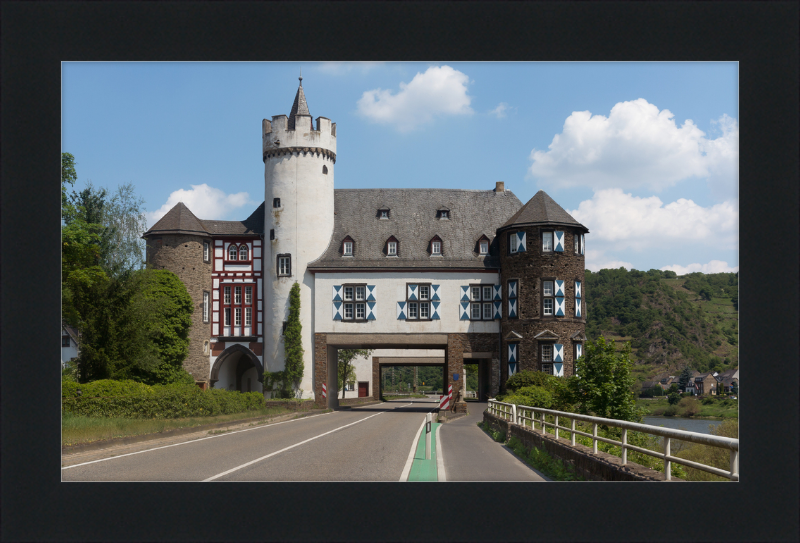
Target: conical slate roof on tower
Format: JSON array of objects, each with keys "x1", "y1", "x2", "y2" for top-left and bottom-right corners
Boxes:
[
  {"x1": 501, "y1": 190, "x2": 589, "y2": 232},
  {"x1": 287, "y1": 76, "x2": 311, "y2": 130},
  {"x1": 145, "y1": 202, "x2": 210, "y2": 236}
]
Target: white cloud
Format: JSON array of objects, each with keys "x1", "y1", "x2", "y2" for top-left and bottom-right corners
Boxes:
[
  {"x1": 356, "y1": 65, "x2": 473, "y2": 132},
  {"x1": 316, "y1": 62, "x2": 384, "y2": 75},
  {"x1": 490, "y1": 102, "x2": 514, "y2": 119},
  {"x1": 529, "y1": 99, "x2": 738, "y2": 193},
  {"x1": 584, "y1": 249, "x2": 633, "y2": 272},
  {"x1": 147, "y1": 184, "x2": 253, "y2": 227},
  {"x1": 660, "y1": 260, "x2": 739, "y2": 276},
  {"x1": 570, "y1": 189, "x2": 738, "y2": 252}
]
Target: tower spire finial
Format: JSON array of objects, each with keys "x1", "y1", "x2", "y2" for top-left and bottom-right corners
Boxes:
[{"x1": 299, "y1": 68, "x2": 303, "y2": 87}]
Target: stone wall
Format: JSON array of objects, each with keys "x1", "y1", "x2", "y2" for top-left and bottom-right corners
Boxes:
[
  {"x1": 446, "y1": 333, "x2": 499, "y2": 409},
  {"x1": 499, "y1": 226, "x2": 585, "y2": 386},
  {"x1": 483, "y1": 411, "x2": 681, "y2": 482},
  {"x1": 147, "y1": 234, "x2": 212, "y2": 383},
  {"x1": 314, "y1": 333, "x2": 328, "y2": 407}
]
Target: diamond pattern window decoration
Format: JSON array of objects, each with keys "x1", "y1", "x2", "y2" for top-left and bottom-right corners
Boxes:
[
  {"x1": 396, "y1": 301, "x2": 407, "y2": 320},
  {"x1": 508, "y1": 279, "x2": 518, "y2": 318},
  {"x1": 366, "y1": 301, "x2": 376, "y2": 320},
  {"x1": 431, "y1": 301, "x2": 441, "y2": 320},
  {"x1": 493, "y1": 301, "x2": 502, "y2": 319},
  {"x1": 508, "y1": 343, "x2": 518, "y2": 364},
  {"x1": 459, "y1": 301, "x2": 470, "y2": 320},
  {"x1": 366, "y1": 285, "x2": 376, "y2": 301},
  {"x1": 554, "y1": 280, "x2": 565, "y2": 297},
  {"x1": 493, "y1": 285, "x2": 502, "y2": 300},
  {"x1": 575, "y1": 299, "x2": 582, "y2": 318},
  {"x1": 554, "y1": 231, "x2": 565, "y2": 252},
  {"x1": 407, "y1": 284, "x2": 418, "y2": 301},
  {"x1": 431, "y1": 284, "x2": 441, "y2": 301},
  {"x1": 460, "y1": 286, "x2": 470, "y2": 302},
  {"x1": 575, "y1": 281, "x2": 582, "y2": 299},
  {"x1": 332, "y1": 301, "x2": 343, "y2": 320},
  {"x1": 516, "y1": 231, "x2": 527, "y2": 252},
  {"x1": 553, "y1": 344, "x2": 564, "y2": 362},
  {"x1": 332, "y1": 285, "x2": 343, "y2": 302},
  {"x1": 555, "y1": 296, "x2": 565, "y2": 316}
]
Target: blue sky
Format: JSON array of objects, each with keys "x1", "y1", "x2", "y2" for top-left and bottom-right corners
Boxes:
[{"x1": 62, "y1": 62, "x2": 738, "y2": 274}]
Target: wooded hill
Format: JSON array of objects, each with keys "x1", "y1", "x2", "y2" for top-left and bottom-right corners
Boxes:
[{"x1": 584, "y1": 269, "x2": 739, "y2": 383}]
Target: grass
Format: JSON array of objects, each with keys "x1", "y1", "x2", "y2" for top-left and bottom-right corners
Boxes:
[
  {"x1": 674, "y1": 419, "x2": 739, "y2": 481},
  {"x1": 62, "y1": 406, "x2": 295, "y2": 446},
  {"x1": 636, "y1": 396, "x2": 738, "y2": 419},
  {"x1": 383, "y1": 393, "x2": 428, "y2": 400}
]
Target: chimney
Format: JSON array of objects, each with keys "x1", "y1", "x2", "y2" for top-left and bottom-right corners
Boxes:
[{"x1": 495, "y1": 181, "x2": 505, "y2": 192}]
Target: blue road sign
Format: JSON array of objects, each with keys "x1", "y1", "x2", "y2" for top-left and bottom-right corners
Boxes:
[{"x1": 453, "y1": 373, "x2": 459, "y2": 381}]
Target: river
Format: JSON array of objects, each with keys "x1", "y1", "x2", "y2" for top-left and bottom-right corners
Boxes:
[{"x1": 643, "y1": 416, "x2": 723, "y2": 435}]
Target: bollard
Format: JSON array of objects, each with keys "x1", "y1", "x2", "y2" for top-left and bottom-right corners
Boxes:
[{"x1": 425, "y1": 412, "x2": 432, "y2": 460}]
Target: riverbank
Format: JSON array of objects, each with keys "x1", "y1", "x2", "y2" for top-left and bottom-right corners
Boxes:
[{"x1": 636, "y1": 397, "x2": 738, "y2": 419}]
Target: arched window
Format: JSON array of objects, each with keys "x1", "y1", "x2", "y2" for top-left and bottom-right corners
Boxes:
[
  {"x1": 385, "y1": 236, "x2": 399, "y2": 257},
  {"x1": 322, "y1": 165, "x2": 328, "y2": 174},
  {"x1": 239, "y1": 244, "x2": 249, "y2": 261},
  {"x1": 228, "y1": 244, "x2": 238, "y2": 260},
  {"x1": 429, "y1": 235, "x2": 443, "y2": 256}
]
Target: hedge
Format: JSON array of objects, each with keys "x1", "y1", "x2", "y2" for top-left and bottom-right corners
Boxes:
[{"x1": 62, "y1": 380, "x2": 264, "y2": 418}]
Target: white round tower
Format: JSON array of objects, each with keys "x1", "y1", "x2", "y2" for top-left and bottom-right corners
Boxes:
[{"x1": 262, "y1": 77, "x2": 336, "y2": 398}]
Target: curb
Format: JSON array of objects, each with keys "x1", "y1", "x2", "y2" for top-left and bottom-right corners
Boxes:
[{"x1": 62, "y1": 408, "x2": 330, "y2": 454}]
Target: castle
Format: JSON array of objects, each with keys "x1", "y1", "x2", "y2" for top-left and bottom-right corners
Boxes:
[{"x1": 143, "y1": 78, "x2": 589, "y2": 409}]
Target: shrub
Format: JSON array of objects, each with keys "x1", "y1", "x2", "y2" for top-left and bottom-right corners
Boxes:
[
  {"x1": 679, "y1": 397, "x2": 701, "y2": 417},
  {"x1": 62, "y1": 382, "x2": 264, "y2": 418},
  {"x1": 667, "y1": 392, "x2": 681, "y2": 405},
  {"x1": 502, "y1": 386, "x2": 554, "y2": 409},
  {"x1": 675, "y1": 419, "x2": 738, "y2": 481},
  {"x1": 505, "y1": 370, "x2": 558, "y2": 392},
  {"x1": 651, "y1": 408, "x2": 665, "y2": 416},
  {"x1": 62, "y1": 379, "x2": 154, "y2": 400},
  {"x1": 663, "y1": 405, "x2": 679, "y2": 417}
]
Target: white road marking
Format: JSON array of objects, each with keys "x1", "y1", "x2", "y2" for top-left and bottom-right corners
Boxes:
[
  {"x1": 436, "y1": 423, "x2": 446, "y2": 482},
  {"x1": 62, "y1": 411, "x2": 335, "y2": 470},
  {"x1": 399, "y1": 416, "x2": 427, "y2": 482},
  {"x1": 203, "y1": 408, "x2": 400, "y2": 481}
]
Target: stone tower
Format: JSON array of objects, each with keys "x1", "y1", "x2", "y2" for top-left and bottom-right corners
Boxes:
[
  {"x1": 497, "y1": 190, "x2": 589, "y2": 387},
  {"x1": 143, "y1": 202, "x2": 213, "y2": 384},
  {"x1": 262, "y1": 77, "x2": 336, "y2": 398}
]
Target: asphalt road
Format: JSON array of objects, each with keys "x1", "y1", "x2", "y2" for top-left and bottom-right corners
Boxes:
[{"x1": 62, "y1": 398, "x2": 547, "y2": 482}]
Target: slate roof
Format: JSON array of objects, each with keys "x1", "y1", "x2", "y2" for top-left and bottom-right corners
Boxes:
[
  {"x1": 143, "y1": 202, "x2": 264, "y2": 237},
  {"x1": 500, "y1": 190, "x2": 589, "y2": 232},
  {"x1": 287, "y1": 79, "x2": 310, "y2": 130},
  {"x1": 308, "y1": 188, "x2": 523, "y2": 270}
]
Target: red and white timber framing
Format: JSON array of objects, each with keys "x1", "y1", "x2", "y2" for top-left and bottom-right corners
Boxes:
[{"x1": 211, "y1": 237, "x2": 264, "y2": 340}]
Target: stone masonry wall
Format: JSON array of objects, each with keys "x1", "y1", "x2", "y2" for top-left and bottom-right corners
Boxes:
[
  {"x1": 446, "y1": 333, "x2": 499, "y2": 408},
  {"x1": 314, "y1": 333, "x2": 327, "y2": 407},
  {"x1": 147, "y1": 234, "x2": 212, "y2": 382},
  {"x1": 499, "y1": 226, "x2": 585, "y2": 387}
]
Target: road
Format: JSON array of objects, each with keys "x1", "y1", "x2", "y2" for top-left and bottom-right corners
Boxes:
[{"x1": 62, "y1": 398, "x2": 546, "y2": 482}]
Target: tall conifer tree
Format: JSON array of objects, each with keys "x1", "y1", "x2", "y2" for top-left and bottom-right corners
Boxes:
[{"x1": 284, "y1": 282, "x2": 304, "y2": 397}]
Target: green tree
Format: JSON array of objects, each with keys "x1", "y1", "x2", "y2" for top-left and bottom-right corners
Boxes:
[
  {"x1": 338, "y1": 349, "x2": 373, "y2": 398},
  {"x1": 284, "y1": 282, "x2": 304, "y2": 397},
  {"x1": 568, "y1": 337, "x2": 640, "y2": 423},
  {"x1": 667, "y1": 392, "x2": 681, "y2": 405},
  {"x1": 731, "y1": 380, "x2": 738, "y2": 396},
  {"x1": 62, "y1": 152, "x2": 78, "y2": 215},
  {"x1": 678, "y1": 366, "x2": 693, "y2": 391}
]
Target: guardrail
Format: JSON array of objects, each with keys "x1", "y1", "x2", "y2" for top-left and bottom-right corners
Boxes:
[{"x1": 487, "y1": 400, "x2": 739, "y2": 481}]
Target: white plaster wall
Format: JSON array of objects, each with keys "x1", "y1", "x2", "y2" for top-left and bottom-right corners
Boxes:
[
  {"x1": 214, "y1": 359, "x2": 238, "y2": 391},
  {"x1": 314, "y1": 272, "x2": 502, "y2": 334},
  {"x1": 263, "y1": 114, "x2": 336, "y2": 399},
  {"x1": 240, "y1": 366, "x2": 264, "y2": 393}
]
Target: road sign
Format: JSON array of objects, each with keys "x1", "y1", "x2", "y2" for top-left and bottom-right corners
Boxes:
[{"x1": 453, "y1": 373, "x2": 459, "y2": 381}]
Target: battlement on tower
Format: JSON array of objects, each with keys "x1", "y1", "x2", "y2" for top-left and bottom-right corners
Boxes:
[{"x1": 262, "y1": 115, "x2": 337, "y2": 157}]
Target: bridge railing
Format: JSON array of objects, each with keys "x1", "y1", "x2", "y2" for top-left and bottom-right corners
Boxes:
[{"x1": 487, "y1": 400, "x2": 739, "y2": 481}]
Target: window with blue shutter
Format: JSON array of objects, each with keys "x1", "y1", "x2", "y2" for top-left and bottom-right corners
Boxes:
[
  {"x1": 332, "y1": 286, "x2": 343, "y2": 320},
  {"x1": 508, "y1": 343, "x2": 519, "y2": 377},
  {"x1": 517, "y1": 231, "x2": 526, "y2": 252},
  {"x1": 508, "y1": 279, "x2": 518, "y2": 319},
  {"x1": 581, "y1": 234, "x2": 585, "y2": 255},
  {"x1": 396, "y1": 301, "x2": 407, "y2": 320},
  {"x1": 554, "y1": 231, "x2": 565, "y2": 252}
]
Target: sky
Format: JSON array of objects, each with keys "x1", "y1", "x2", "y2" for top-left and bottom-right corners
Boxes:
[{"x1": 62, "y1": 62, "x2": 738, "y2": 275}]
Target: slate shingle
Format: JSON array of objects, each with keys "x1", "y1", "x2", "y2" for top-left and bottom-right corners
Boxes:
[{"x1": 501, "y1": 190, "x2": 589, "y2": 232}]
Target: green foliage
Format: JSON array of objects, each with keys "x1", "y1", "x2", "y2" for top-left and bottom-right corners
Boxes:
[
  {"x1": 62, "y1": 381, "x2": 264, "y2": 418},
  {"x1": 675, "y1": 419, "x2": 738, "y2": 481},
  {"x1": 263, "y1": 370, "x2": 293, "y2": 399},
  {"x1": 505, "y1": 436, "x2": 584, "y2": 481},
  {"x1": 678, "y1": 367, "x2": 692, "y2": 391},
  {"x1": 731, "y1": 380, "x2": 738, "y2": 395},
  {"x1": 502, "y1": 386, "x2": 554, "y2": 409},
  {"x1": 284, "y1": 282, "x2": 304, "y2": 396},
  {"x1": 505, "y1": 370, "x2": 556, "y2": 392},
  {"x1": 678, "y1": 397, "x2": 701, "y2": 416},
  {"x1": 667, "y1": 392, "x2": 681, "y2": 405},
  {"x1": 568, "y1": 337, "x2": 640, "y2": 423},
  {"x1": 663, "y1": 405, "x2": 679, "y2": 416},
  {"x1": 337, "y1": 348, "x2": 374, "y2": 399}
]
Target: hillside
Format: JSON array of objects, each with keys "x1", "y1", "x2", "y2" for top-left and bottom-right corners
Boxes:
[{"x1": 584, "y1": 269, "x2": 738, "y2": 382}]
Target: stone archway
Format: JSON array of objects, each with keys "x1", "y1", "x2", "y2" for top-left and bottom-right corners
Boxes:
[{"x1": 210, "y1": 344, "x2": 264, "y2": 391}]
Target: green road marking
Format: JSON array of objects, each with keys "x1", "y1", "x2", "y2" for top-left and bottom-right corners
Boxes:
[{"x1": 407, "y1": 422, "x2": 440, "y2": 482}]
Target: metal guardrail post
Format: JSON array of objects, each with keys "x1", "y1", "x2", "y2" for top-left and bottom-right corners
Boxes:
[
  {"x1": 511, "y1": 404, "x2": 517, "y2": 425},
  {"x1": 592, "y1": 423, "x2": 598, "y2": 454},
  {"x1": 554, "y1": 416, "x2": 559, "y2": 439},
  {"x1": 730, "y1": 449, "x2": 738, "y2": 481},
  {"x1": 571, "y1": 418, "x2": 576, "y2": 446},
  {"x1": 664, "y1": 437, "x2": 671, "y2": 481},
  {"x1": 622, "y1": 428, "x2": 628, "y2": 465},
  {"x1": 541, "y1": 411, "x2": 546, "y2": 435}
]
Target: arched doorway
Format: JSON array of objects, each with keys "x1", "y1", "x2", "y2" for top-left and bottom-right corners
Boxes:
[{"x1": 210, "y1": 344, "x2": 264, "y2": 393}]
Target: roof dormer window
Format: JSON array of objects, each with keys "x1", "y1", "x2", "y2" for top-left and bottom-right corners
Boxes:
[
  {"x1": 385, "y1": 236, "x2": 399, "y2": 257},
  {"x1": 476, "y1": 234, "x2": 491, "y2": 256},
  {"x1": 437, "y1": 208, "x2": 450, "y2": 220},
  {"x1": 342, "y1": 236, "x2": 354, "y2": 257},
  {"x1": 378, "y1": 207, "x2": 390, "y2": 220},
  {"x1": 429, "y1": 235, "x2": 443, "y2": 256}
]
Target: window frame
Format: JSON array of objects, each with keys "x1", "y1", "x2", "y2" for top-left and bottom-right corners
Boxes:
[
  {"x1": 62, "y1": 335, "x2": 71, "y2": 347},
  {"x1": 479, "y1": 239, "x2": 489, "y2": 255},
  {"x1": 342, "y1": 283, "x2": 368, "y2": 322},
  {"x1": 468, "y1": 283, "x2": 496, "y2": 320},
  {"x1": 574, "y1": 232, "x2": 581, "y2": 255},
  {"x1": 273, "y1": 197, "x2": 281, "y2": 208},
  {"x1": 228, "y1": 244, "x2": 238, "y2": 261},
  {"x1": 541, "y1": 343, "x2": 554, "y2": 375},
  {"x1": 508, "y1": 231, "x2": 518, "y2": 254},
  {"x1": 343, "y1": 240, "x2": 353, "y2": 256},
  {"x1": 203, "y1": 291, "x2": 210, "y2": 323},
  {"x1": 406, "y1": 282, "x2": 432, "y2": 321},
  {"x1": 239, "y1": 244, "x2": 249, "y2": 261},
  {"x1": 220, "y1": 282, "x2": 256, "y2": 337},
  {"x1": 542, "y1": 278, "x2": 555, "y2": 317},
  {"x1": 277, "y1": 254, "x2": 292, "y2": 277},
  {"x1": 438, "y1": 209, "x2": 450, "y2": 220},
  {"x1": 431, "y1": 239, "x2": 442, "y2": 256},
  {"x1": 203, "y1": 241, "x2": 210, "y2": 263},
  {"x1": 542, "y1": 230, "x2": 554, "y2": 253},
  {"x1": 387, "y1": 240, "x2": 398, "y2": 256}
]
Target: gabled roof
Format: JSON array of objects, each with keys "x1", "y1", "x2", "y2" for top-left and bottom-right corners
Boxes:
[
  {"x1": 500, "y1": 190, "x2": 589, "y2": 232},
  {"x1": 308, "y1": 188, "x2": 522, "y2": 270},
  {"x1": 144, "y1": 202, "x2": 264, "y2": 238},
  {"x1": 144, "y1": 202, "x2": 210, "y2": 237},
  {"x1": 288, "y1": 78, "x2": 311, "y2": 130}
]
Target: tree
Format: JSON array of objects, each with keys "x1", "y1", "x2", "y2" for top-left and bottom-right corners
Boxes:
[
  {"x1": 668, "y1": 392, "x2": 681, "y2": 405},
  {"x1": 338, "y1": 349, "x2": 373, "y2": 398},
  {"x1": 104, "y1": 183, "x2": 148, "y2": 274},
  {"x1": 284, "y1": 282, "x2": 304, "y2": 397},
  {"x1": 568, "y1": 336, "x2": 640, "y2": 423},
  {"x1": 678, "y1": 366, "x2": 693, "y2": 391},
  {"x1": 731, "y1": 380, "x2": 738, "y2": 396},
  {"x1": 62, "y1": 152, "x2": 77, "y2": 215}
]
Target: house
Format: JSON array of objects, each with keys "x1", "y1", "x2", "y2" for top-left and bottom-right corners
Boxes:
[
  {"x1": 694, "y1": 373, "x2": 719, "y2": 396},
  {"x1": 61, "y1": 324, "x2": 79, "y2": 368},
  {"x1": 717, "y1": 368, "x2": 739, "y2": 393},
  {"x1": 142, "y1": 78, "x2": 590, "y2": 409}
]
